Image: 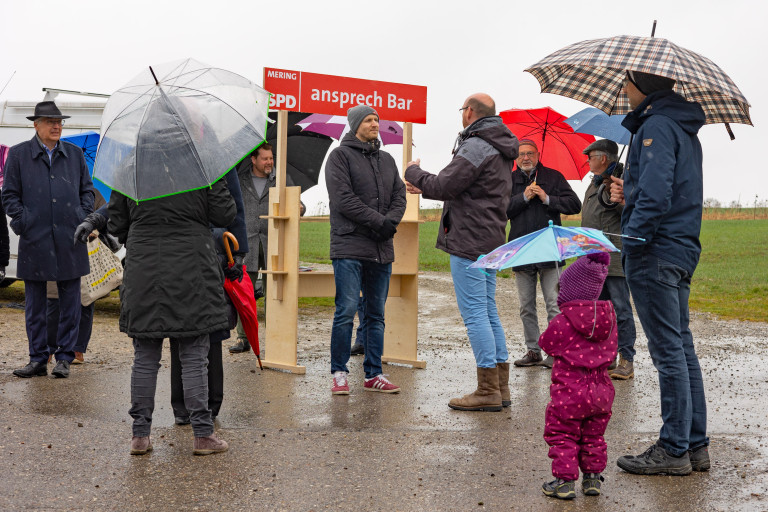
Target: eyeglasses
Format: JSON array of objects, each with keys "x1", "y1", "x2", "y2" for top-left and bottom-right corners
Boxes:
[
  {"x1": 459, "y1": 106, "x2": 469, "y2": 112},
  {"x1": 40, "y1": 119, "x2": 65, "y2": 126},
  {"x1": 587, "y1": 153, "x2": 606, "y2": 160},
  {"x1": 518, "y1": 151, "x2": 537, "y2": 158}
]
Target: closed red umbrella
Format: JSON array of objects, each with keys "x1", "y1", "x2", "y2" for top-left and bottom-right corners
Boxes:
[
  {"x1": 222, "y1": 232, "x2": 262, "y2": 369},
  {"x1": 501, "y1": 107, "x2": 595, "y2": 180}
]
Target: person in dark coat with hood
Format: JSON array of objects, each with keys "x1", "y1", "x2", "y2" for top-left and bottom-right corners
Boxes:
[
  {"x1": 2, "y1": 101, "x2": 95, "y2": 379},
  {"x1": 506, "y1": 139, "x2": 582, "y2": 369},
  {"x1": 610, "y1": 70, "x2": 710, "y2": 476},
  {"x1": 580, "y1": 139, "x2": 637, "y2": 380},
  {"x1": 326, "y1": 104, "x2": 406, "y2": 395},
  {"x1": 108, "y1": 175, "x2": 236, "y2": 455},
  {"x1": 405, "y1": 93, "x2": 518, "y2": 412}
]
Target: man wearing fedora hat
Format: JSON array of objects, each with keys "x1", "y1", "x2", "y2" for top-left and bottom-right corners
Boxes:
[{"x1": 2, "y1": 101, "x2": 95, "y2": 379}]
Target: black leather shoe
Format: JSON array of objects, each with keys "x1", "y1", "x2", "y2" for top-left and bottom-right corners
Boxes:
[
  {"x1": 51, "y1": 360, "x2": 71, "y2": 378},
  {"x1": 350, "y1": 342, "x2": 365, "y2": 356},
  {"x1": 13, "y1": 361, "x2": 48, "y2": 378},
  {"x1": 174, "y1": 416, "x2": 191, "y2": 426}
]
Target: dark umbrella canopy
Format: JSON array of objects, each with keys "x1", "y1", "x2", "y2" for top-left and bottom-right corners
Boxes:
[{"x1": 237, "y1": 112, "x2": 334, "y2": 193}]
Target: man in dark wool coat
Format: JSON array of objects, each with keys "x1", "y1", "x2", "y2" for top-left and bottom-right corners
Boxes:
[{"x1": 2, "y1": 101, "x2": 94, "y2": 380}]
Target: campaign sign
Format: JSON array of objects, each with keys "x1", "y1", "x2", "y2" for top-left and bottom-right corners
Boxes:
[{"x1": 264, "y1": 68, "x2": 427, "y2": 124}]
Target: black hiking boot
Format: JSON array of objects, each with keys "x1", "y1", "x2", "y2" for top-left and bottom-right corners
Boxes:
[
  {"x1": 617, "y1": 441, "x2": 692, "y2": 476},
  {"x1": 689, "y1": 444, "x2": 711, "y2": 472}
]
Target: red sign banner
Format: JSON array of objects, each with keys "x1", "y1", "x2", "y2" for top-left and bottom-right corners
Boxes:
[{"x1": 263, "y1": 68, "x2": 427, "y2": 124}]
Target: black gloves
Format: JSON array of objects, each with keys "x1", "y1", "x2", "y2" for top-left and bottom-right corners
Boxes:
[
  {"x1": 74, "y1": 212, "x2": 108, "y2": 245},
  {"x1": 223, "y1": 254, "x2": 245, "y2": 282},
  {"x1": 375, "y1": 219, "x2": 398, "y2": 241}
]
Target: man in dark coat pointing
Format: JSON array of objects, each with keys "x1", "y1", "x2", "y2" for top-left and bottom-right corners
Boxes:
[{"x1": 2, "y1": 101, "x2": 94, "y2": 379}]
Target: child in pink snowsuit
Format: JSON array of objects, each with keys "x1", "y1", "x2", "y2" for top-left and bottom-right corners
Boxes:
[{"x1": 539, "y1": 252, "x2": 617, "y2": 499}]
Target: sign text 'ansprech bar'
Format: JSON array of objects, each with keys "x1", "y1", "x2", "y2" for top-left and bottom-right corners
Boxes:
[{"x1": 263, "y1": 68, "x2": 427, "y2": 124}]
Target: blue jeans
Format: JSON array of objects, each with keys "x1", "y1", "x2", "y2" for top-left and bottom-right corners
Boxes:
[
  {"x1": 330, "y1": 259, "x2": 391, "y2": 379},
  {"x1": 600, "y1": 276, "x2": 637, "y2": 362},
  {"x1": 450, "y1": 255, "x2": 508, "y2": 368},
  {"x1": 625, "y1": 252, "x2": 709, "y2": 456},
  {"x1": 354, "y1": 295, "x2": 366, "y2": 345}
]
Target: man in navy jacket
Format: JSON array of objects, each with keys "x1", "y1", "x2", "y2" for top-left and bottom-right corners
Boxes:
[
  {"x1": 2, "y1": 101, "x2": 94, "y2": 379},
  {"x1": 610, "y1": 70, "x2": 710, "y2": 476}
]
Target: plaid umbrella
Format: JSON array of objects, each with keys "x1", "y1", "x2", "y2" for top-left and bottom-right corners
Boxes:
[{"x1": 525, "y1": 35, "x2": 752, "y2": 127}]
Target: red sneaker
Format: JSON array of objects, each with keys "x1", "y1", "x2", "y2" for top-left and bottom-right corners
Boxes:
[
  {"x1": 364, "y1": 374, "x2": 400, "y2": 393},
  {"x1": 332, "y1": 371, "x2": 350, "y2": 395}
]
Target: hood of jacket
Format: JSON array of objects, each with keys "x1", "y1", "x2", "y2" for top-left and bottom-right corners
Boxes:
[
  {"x1": 340, "y1": 130, "x2": 382, "y2": 154},
  {"x1": 559, "y1": 300, "x2": 616, "y2": 343},
  {"x1": 459, "y1": 116, "x2": 518, "y2": 160},
  {"x1": 622, "y1": 90, "x2": 705, "y2": 136}
]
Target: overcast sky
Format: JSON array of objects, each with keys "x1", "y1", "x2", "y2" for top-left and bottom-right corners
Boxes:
[{"x1": 2, "y1": 0, "x2": 764, "y2": 212}]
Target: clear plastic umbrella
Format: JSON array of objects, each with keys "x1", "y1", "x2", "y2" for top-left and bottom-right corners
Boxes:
[{"x1": 94, "y1": 58, "x2": 270, "y2": 201}]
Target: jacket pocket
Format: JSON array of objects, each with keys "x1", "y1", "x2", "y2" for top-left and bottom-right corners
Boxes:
[
  {"x1": 331, "y1": 216, "x2": 357, "y2": 236},
  {"x1": 9, "y1": 208, "x2": 26, "y2": 235}
]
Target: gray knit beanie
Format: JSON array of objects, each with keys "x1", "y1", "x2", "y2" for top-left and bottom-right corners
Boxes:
[{"x1": 347, "y1": 104, "x2": 378, "y2": 134}]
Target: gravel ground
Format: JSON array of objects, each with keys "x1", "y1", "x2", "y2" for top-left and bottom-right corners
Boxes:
[{"x1": 1, "y1": 271, "x2": 767, "y2": 511}]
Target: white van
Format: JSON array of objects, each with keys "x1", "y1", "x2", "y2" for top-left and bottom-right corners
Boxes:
[{"x1": 1, "y1": 89, "x2": 109, "y2": 287}]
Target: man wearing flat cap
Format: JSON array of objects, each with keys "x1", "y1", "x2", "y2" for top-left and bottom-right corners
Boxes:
[
  {"x1": 580, "y1": 138, "x2": 637, "y2": 380},
  {"x1": 506, "y1": 138, "x2": 582, "y2": 369},
  {"x1": 609, "y1": 70, "x2": 711, "y2": 476},
  {"x1": 2, "y1": 101, "x2": 94, "y2": 379},
  {"x1": 325, "y1": 104, "x2": 406, "y2": 395}
]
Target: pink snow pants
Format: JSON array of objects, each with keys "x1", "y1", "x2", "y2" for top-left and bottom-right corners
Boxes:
[{"x1": 543, "y1": 366, "x2": 615, "y2": 481}]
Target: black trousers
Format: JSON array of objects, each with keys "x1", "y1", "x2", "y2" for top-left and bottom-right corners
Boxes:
[{"x1": 170, "y1": 330, "x2": 225, "y2": 419}]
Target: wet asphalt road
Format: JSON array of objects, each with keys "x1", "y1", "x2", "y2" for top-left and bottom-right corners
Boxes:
[
  {"x1": 2, "y1": 347, "x2": 768, "y2": 511},
  {"x1": 1, "y1": 277, "x2": 768, "y2": 511}
]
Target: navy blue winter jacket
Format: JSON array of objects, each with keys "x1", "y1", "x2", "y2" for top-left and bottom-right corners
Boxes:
[{"x1": 620, "y1": 90, "x2": 705, "y2": 276}]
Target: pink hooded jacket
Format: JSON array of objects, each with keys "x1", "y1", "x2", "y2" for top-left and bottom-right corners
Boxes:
[{"x1": 539, "y1": 299, "x2": 617, "y2": 373}]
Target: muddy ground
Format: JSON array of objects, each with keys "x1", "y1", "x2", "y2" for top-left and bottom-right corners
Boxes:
[{"x1": 1, "y1": 271, "x2": 767, "y2": 511}]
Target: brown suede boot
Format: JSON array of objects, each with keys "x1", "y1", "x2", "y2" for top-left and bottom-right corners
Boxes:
[
  {"x1": 497, "y1": 362, "x2": 511, "y2": 407},
  {"x1": 448, "y1": 367, "x2": 503, "y2": 412},
  {"x1": 193, "y1": 434, "x2": 229, "y2": 455}
]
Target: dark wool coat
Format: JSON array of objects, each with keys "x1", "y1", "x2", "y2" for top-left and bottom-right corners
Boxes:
[
  {"x1": 405, "y1": 116, "x2": 518, "y2": 261},
  {"x1": 506, "y1": 163, "x2": 582, "y2": 271},
  {"x1": 325, "y1": 132, "x2": 406, "y2": 264},
  {"x1": 620, "y1": 90, "x2": 705, "y2": 276},
  {"x1": 1, "y1": 136, "x2": 94, "y2": 280},
  {"x1": 108, "y1": 179, "x2": 236, "y2": 338},
  {"x1": 0, "y1": 194, "x2": 9, "y2": 268}
]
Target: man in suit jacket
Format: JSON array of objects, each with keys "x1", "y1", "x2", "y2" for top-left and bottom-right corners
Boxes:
[{"x1": 230, "y1": 143, "x2": 304, "y2": 353}]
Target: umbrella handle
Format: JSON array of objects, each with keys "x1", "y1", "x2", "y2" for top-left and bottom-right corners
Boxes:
[{"x1": 222, "y1": 232, "x2": 239, "y2": 265}]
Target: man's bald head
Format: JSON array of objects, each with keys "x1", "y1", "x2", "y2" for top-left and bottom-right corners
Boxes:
[
  {"x1": 466, "y1": 93, "x2": 496, "y2": 118},
  {"x1": 461, "y1": 93, "x2": 496, "y2": 128}
]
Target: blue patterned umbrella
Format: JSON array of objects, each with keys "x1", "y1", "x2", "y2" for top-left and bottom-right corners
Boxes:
[{"x1": 469, "y1": 221, "x2": 618, "y2": 271}]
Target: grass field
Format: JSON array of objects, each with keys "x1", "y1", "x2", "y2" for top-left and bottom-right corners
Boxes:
[
  {"x1": 3, "y1": 217, "x2": 762, "y2": 322},
  {"x1": 299, "y1": 216, "x2": 768, "y2": 323}
]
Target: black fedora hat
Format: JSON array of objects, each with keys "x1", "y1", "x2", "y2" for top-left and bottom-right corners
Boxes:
[{"x1": 26, "y1": 101, "x2": 71, "y2": 121}]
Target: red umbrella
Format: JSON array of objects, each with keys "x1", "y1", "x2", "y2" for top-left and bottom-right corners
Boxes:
[
  {"x1": 501, "y1": 107, "x2": 595, "y2": 180},
  {"x1": 222, "y1": 232, "x2": 262, "y2": 369}
]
